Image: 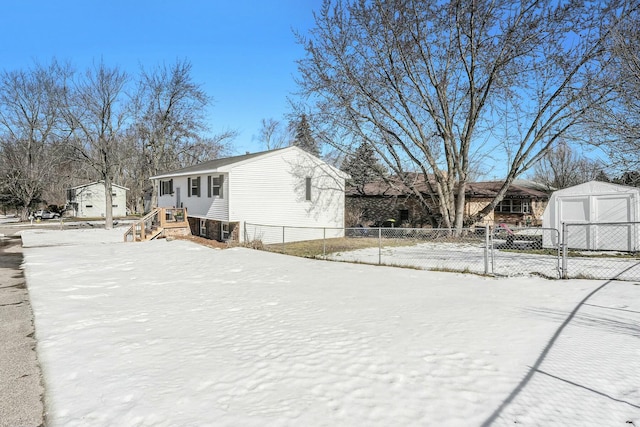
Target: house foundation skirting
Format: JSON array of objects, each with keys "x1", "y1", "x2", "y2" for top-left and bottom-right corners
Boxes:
[{"x1": 187, "y1": 217, "x2": 239, "y2": 242}]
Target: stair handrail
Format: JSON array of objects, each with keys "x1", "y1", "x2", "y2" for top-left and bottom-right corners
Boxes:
[{"x1": 123, "y1": 208, "x2": 160, "y2": 242}]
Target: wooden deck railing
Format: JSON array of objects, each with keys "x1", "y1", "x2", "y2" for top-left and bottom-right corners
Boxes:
[{"x1": 124, "y1": 207, "x2": 189, "y2": 242}]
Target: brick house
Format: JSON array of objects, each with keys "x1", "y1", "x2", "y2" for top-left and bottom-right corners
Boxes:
[{"x1": 346, "y1": 176, "x2": 549, "y2": 228}]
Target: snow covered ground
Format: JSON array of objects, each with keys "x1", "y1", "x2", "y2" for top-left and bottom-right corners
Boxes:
[
  {"x1": 21, "y1": 229, "x2": 640, "y2": 426},
  {"x1": 327, "y1": 240, "x2": 640, "y2": 281}
]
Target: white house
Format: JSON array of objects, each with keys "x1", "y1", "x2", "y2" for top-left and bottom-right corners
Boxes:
[
  {"x1": 150, "y1": 146, "x2": 349, "y2": 244},
  {"x1": 66, "y1": 182, "x2": 129, "y2": 218},
  {"x1": 542, "y1": 181, "x2": 640, "y2": 251}
]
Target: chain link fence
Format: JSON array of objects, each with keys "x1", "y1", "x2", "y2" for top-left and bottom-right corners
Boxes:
[
  {"x1": 561, "y1": 222, "x2": 640, "y2": 281},
  {"x1": 245, "y1": 223, "x2": 562, "y2": 278},
  {"x1": 245, "y1": 222, "x2": 640, "y2": 281}
]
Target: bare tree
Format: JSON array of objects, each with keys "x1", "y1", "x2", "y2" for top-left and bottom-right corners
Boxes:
[
  {"x1": 588, "y1": 8, "x2": 640, "y2": 171},
  {"x1": 531, "y1": 141, "x2": 604, "y2": 190},
  {"x1": 63, "y1": 61, "x2": 129, "y2": 229},
  {"x1": 255, "y1": 118, "x2": 292, "y2": 150},
  {"x1": 0, "y1": 60, "x2": 70, "y2": 219},
  {"x1": 131, "y1": 59, "x2": 235, "y2": 209},
  {"x1": 297, "y1": 0, "x2": 632, "y2": 230}
]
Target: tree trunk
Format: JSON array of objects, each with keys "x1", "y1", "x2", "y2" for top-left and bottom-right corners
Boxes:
[{"x1": 104, "y1": 178, "x2": 113, "y2": 229}]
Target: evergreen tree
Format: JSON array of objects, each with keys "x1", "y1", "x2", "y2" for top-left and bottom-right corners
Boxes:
[
  {"x1": 292, "y1": 114, "x2": 320, "y2": 157},
  {"x1": 342, "y1": 142, "x2": 386, "y2": 194},
  {"x1": 594, "y1": 170, "x2": 610, "y2": 183},
  {"x1": 614, "y1": 171, "x2": 640, "y2": 187}
]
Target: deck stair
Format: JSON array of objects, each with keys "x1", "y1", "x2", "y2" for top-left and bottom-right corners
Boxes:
[{"x1": 124, "y1": 207, "x2": 189, "y2": 242}]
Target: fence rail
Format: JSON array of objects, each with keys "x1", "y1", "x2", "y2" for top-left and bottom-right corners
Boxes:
[{"x1": 245, "y1": 222, "x2": 640, "y2": 281}]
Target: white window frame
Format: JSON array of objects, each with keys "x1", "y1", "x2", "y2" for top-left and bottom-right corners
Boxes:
[
  {"x1": 188, "y1": 177, "x2": 201, "y2": 197},
  {"x1": 495, "y1": 199, "x2": 531, "y2": 214},
  {"x1": 213, "y1": 176, "x2": 222, "y2": 197},
  {"x1": 199, "y1": 219, "x2": 207, "y2": 237}
]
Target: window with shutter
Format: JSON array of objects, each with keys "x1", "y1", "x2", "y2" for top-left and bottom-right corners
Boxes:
[
  {"x1": 160, "y1": 179, "x2": 173, "y2": 196},
  {"x1": 212, "y1": 176, "x2": 223, "y2": 197},
  {"x1": 188, "y1": 177, "x2": 200, "y2": 197}
]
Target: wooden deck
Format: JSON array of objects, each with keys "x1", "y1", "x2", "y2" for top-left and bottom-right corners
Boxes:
[{"x1": 124, "y1": 208, "x2": 190, "y2": 242}]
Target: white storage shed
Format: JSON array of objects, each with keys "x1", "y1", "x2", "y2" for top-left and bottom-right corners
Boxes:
[{"x1": 542, "y1": 181, "x2": 640, "y2": 251}]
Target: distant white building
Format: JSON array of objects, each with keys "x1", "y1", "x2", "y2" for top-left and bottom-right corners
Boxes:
[
  {"x1": 66, "y1": 182, "x2": 129, "y2": 218},
  {"x1": 150, "y1": 146, "x2": 349, "y2": 243}
]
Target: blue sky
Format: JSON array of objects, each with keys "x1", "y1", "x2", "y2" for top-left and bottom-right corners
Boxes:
[{"x1": 0, "y1": 0, "x2": 323, "y2": 154}]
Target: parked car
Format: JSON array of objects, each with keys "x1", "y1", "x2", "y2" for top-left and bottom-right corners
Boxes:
[{"x1": 34, "y1": 209, "x2": 60, "y2": 220}]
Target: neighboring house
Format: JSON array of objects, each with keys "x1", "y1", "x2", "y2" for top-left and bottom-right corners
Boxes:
[
  {"x1": 465, "y1": 181, "x2": 550, "y2": 226},
  {"x1": 150, "y1": 146, "x2": 349, "y2": 244},
  {"x1": 542, "y1": 180, "x2": 640, "y2": 251},
  {"x1": 346, "y1": 176, "x2": 549, "y2": 227},
  {"x1": 66, "y1": 182, "x2": 129, "y2": 218}
]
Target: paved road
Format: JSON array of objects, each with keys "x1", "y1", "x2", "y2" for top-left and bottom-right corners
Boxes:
[{"x1": 0, "y1": 228, "x2": 45, "y2": 427}]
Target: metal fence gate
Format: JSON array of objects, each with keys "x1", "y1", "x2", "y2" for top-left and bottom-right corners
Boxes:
[{"x1": 490, "y1": 227, "x2": 561, "y2": 279}]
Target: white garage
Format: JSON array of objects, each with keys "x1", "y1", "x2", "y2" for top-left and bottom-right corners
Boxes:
[{"x1": 542, "y1": 181, "x2": 640, "y2": 251}]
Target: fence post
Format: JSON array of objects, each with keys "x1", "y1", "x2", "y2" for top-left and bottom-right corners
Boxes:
[
  {"x1": 282, "y1": 226, "x2": 286, "y2": 254},
  {"x1": 323, "y1": 228, "x2": 326, "y2": 257},
  {"x1": 484, "y1": 224, "x2": 490, "y2": 274},
  {"x1": 561, "y1": 223, "x2": 568, "y2": 279},
  {"x1": 378, "y1": 227, "x2": 382, "y2": 265}
]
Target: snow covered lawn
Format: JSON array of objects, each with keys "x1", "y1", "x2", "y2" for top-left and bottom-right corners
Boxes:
[
  {"x1": 22, "y1": 229, "x2": 640, "y2": 426},
  {"x1": 328, "y1": 240, "x2": 640, "y2": 281}
]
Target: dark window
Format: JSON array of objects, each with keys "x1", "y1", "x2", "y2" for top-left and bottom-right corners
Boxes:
[
  {"x1": 160, "y1": 179, "x2": 173, "y2": 196},
  {"x1": 86, "y1": 205, "x2": 93, "y2": 208},
  {"x1": 400, "y1": 209, "x2": 409, "y2": 222},
  {"x1": 305, "y1": 177, "x2": 312, "y2": 201}
]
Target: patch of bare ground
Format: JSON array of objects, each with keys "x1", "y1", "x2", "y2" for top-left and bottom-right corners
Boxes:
[
  {"x1": 171, "y1": 235, "x2": 229, "y2": 249},
  {"x1": 265, "y1": 237, "x2": 418, "y2": 258}
]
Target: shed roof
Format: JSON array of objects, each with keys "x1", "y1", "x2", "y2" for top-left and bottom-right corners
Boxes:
[{"x1": 549, "y1": 180, "x2": 640, "y2": 196}]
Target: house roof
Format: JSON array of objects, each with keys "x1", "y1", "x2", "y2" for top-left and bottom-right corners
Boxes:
[
  {"x1": 347, "y1": 176, "x2": 549, "y2": 199},
  {"x1": 465, "y1": 181, "x2": 549, "y2": 199},
  {"x1": 150, "y1": 146, "x2": 348, "y2": 180},
  {"x1": 68, "y1": 181, "x2": 129, "y2": 191},
  {"x1": 346, "y1": 173, "x2": 437, "y2": 197},
  {"x1": 151, "y1": 148, "x2": 286, "y2": 179}
]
